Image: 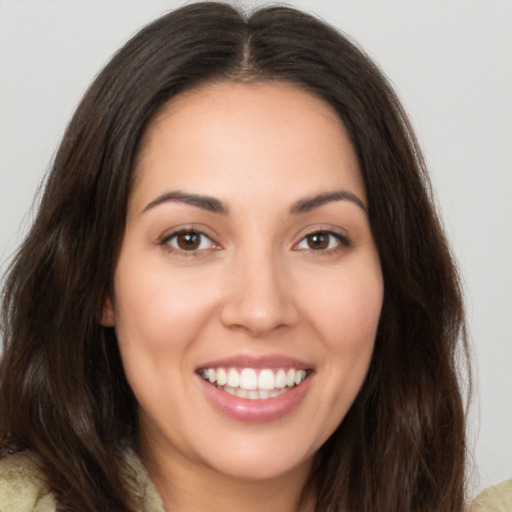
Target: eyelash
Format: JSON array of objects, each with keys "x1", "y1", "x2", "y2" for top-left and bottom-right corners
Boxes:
[
  {"x1": 159, "y1": 228, "x2": 351, "y2": 256},
  {"x1": 293, "y1": 230, "x2": 351, "y2": 254},
  {"x1": 160, "y1": 229, "x2": 218, "y2": 257}
]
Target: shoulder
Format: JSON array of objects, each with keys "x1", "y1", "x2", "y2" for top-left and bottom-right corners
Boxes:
[
  {"x1": 471, "y1": 480, "x2": 512, "y2": 512},
  {"x1": 0, "y1": 451, "x2": 57, "y2": 512}
]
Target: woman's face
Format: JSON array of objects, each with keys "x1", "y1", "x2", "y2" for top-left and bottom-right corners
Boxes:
[{"x1": 103, "y1": 81, "x2": 383, "y2": 483}]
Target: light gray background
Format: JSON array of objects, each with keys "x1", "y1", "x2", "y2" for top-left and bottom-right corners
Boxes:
[{"x1": 1, "y1": 0, "x2": 511, "y2": 496}]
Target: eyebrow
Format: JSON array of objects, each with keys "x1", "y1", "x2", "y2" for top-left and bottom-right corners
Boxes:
[
  {"x1": 142, "y1": 191, "x2": 229, "y2": 215},
  {"x1": 289, "y1": 190, "x2": 366, "y2": 214},
  {"x1": 141, "y1": 189, "x2": 366, "y2": 216}
]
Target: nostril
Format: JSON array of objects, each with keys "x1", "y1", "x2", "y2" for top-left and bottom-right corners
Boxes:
[{"x1": 218, "y1": 260, "x2": 299, "y2": 335}]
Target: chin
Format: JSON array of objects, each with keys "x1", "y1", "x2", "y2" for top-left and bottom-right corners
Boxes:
[{"x1": 193, "y1": 431, "x2": 316, "y2": 483}]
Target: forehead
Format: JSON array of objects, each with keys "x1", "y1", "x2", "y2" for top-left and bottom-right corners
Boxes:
[{"x1": 131, "y1": 80, "x2": 365, "y2": 212}]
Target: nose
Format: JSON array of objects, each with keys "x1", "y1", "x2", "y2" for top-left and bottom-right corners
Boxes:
[{"x1": 219, "y1": 250, "x2": 299, "y2": 337}]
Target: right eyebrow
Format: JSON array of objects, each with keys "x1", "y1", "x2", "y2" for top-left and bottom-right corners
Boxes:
[
  {"x1": 289, "y1": 190, "x2": 366, "y2": 215},
  {"x1": 141, "y1": 190, "x2": 229, "y2": 215}
]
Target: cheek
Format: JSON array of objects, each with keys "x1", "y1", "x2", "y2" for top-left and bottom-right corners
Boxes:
[
  {"x1": 293, "y1": 256, "x2": 383, "y2": 441},
  {"x1": 111, "y1": 264, "x2": 224, "y2": 419},
  {"x1": 112, "y1": 262, "x2": 222, "y2": 412},
  {"x1": 305, "y1": 257, "x2": 384, "y2": 351},
  {"x1": 113, "y1": 258, "x2": 221, "y2": 351}
]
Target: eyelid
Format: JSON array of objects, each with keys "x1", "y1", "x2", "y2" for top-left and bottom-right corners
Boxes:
[
  {"x1": 292, "y1": 225, "x2": 351, "y2": 252},
  {"x1": 159, "y1": 225, "x2": 222, "y2": 256}
]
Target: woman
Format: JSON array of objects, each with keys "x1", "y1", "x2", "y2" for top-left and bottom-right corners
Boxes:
[{"x1": 0, "y1": 2, "x2": 477, "y2": 511}]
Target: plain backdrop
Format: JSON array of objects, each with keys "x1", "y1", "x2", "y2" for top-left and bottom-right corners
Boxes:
[{"x1": 1, "y1": 0, "x2": 511, "y2": 496}]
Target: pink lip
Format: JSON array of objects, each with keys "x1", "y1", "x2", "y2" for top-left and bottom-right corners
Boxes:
[
  {"x1": 197, "y1": 372, "x2": 313, "y2": 423},
  {"x1": 196, "y1": 354, "x2": 312, "y2": 371}
]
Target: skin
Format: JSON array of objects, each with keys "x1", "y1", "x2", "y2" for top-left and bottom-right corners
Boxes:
[{"x1": 102, "y1": 81, "x2": 384, "y2": 512}]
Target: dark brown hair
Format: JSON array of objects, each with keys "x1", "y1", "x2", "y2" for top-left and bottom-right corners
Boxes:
[{"x1": 1, "y1": 3, "x2": 469, "y2": 511}]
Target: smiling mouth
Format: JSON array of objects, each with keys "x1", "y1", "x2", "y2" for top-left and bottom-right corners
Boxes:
[{"x1": 198, "y1": 367, "x2": 312, "y2": 400}]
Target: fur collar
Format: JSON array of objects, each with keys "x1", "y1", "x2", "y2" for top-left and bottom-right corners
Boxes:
[{"x1": 0, "y1": 449, "x2": 165, "y2": 511}]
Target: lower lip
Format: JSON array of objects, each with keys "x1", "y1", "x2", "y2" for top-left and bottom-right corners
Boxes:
[{"x1": 198, "y1": 375, "x2": 312, "y2": 423}]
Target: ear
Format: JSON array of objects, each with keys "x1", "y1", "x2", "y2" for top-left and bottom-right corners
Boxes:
[{"x1": 101, "y1": 294, "x2": 116, "y2": 327}]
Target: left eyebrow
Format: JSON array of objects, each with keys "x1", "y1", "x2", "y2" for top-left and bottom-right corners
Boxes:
[
  {"x1": 142, "y1": 191, "x2": 229, "y2": 215},
  {"x1": 289, "y1": 190, "x2": 366, "y2": 215}
]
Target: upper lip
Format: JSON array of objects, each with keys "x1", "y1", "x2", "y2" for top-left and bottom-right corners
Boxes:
[{"x1": 196, "y1": 354, "x2": 313, "y2": 371}]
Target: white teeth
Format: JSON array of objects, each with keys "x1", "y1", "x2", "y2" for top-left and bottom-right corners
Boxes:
[
  {"x1": 258, "y1": 389, "x2": 270, "y2": 400},
  {"x1": 240, "y1": 368, "x2": 258, "y2": 390},
  {"x1": 217, "y1": 368, "x2": 227, "y2": 386},
  {"x1": 227, "y1": 368, "x2": 240, "y2": 388},
  {"x1": 295, "y1": 370, "x2": 306, "y2": 385},
  {"x1": 286, "y1": 369, "x2": 296, "y2": 387},
  {"x1": 200, "y1": 366, "x2": 310, "y2": 398},
  {"x1": 258, "y1": 369, "x2": 275, "y2": 390},
  {"x1": 235, "y1": 388, "x2": 248, "y2": 399},
  {"x1": 275, "y1": 369, "x2": 287, "y2": 389}
]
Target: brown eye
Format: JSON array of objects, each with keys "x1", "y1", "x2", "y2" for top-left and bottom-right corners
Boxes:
[
  {"x1": 176, "y1": 232, "x2": 201, "y2": 250},
  {"x1": 165, "y1": 230, "x2": 215, "y2": 252},
  {"x1": 306, "y1": 232, "x2": 330, "y2": 250},
  {"x1": 295, "y1": 230, "x2": 349, "y2": 252}
]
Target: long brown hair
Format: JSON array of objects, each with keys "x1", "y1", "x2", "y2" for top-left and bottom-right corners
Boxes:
[{"x1": 1, "y1": 3, "x2": 469, "y2": 511}]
